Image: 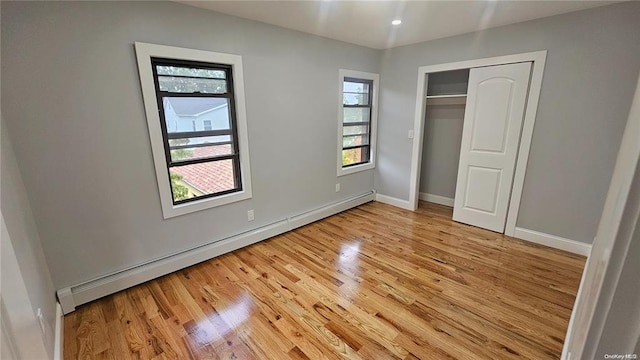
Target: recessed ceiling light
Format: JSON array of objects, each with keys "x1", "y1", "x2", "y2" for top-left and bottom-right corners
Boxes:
[{"x1": 391, "y1": 19, "x2": 402, "y2": 26}]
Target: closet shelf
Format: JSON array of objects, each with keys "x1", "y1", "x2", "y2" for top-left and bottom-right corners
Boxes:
[
  {"x1": 426, "y1": 94, "x2": 467, "y2": 106},
  {"x1": 426, "y1": 94, "x2": 467, "y2": 98}
]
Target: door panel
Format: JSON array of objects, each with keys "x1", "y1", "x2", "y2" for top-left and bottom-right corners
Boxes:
[
  {"x1": 464, "y1": 166, "x2": 502, "y2": 213},
  {"x1": 453, "y1": 62, "x2": 532, "y2": 232},
  {"x1": 471, "y1": 79, "x2": 514, "y2": 152}
]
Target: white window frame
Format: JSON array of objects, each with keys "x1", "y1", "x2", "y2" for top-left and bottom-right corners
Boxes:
[
  {"x1": 337, "y1": 69, "x2": 379, "y2": 177},
  {"x1": 135, "y1": 42, "x2": 252, "y2": 219}
]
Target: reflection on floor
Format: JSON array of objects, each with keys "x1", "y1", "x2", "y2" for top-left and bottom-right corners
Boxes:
[{"x1": 64, "y1": 201, "x2": 585, "y2": 359}]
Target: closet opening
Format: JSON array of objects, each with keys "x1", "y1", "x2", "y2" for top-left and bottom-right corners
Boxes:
[
  {"x1": 408, "y1": 51, "x2": 547, "y2": 236},
  {"x1": 419, "y1": 69, "x2": 469, "y2": 208}
]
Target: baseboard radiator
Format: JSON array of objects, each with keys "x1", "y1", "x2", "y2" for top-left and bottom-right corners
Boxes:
[{"x1": 57, "y1": 191, "x2": 375, "y2": 314}]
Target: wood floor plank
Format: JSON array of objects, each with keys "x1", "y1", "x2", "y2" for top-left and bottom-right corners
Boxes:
[{"x1": 65, "y1": 201, "x2": 585, "y2": 359}]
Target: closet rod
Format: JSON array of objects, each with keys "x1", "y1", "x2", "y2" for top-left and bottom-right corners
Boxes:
[{"x1": 426, "y1": 94, "x2": 467, "y2": 106}]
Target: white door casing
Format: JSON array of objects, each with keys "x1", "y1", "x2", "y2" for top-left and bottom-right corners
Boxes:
[
  {"x1": 1, "y1": 301, "x2": 18, "y2": 360},
  {"x1": 561, "y1": 71, "x2": 640, "y2": 360},
  {"x1": 0, "y1": 214, "x2": 50, "y2": 360},
  {"x1": 453, "y1": 62, "x2": 532, "y2": 232},
  {"x1": 409, "y1": 51, "x2": 547, "y2": 237}
]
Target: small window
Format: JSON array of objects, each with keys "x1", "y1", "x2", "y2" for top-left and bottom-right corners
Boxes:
[
  {"x1": 338, "y1": 70, "x2": 379, "y2": 176},
  {"x1": 136, "y1": 43, "x2": 252, "y2": 218}
]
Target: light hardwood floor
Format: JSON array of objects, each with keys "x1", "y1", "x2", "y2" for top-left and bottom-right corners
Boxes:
[{"x1": 64, "y1": 201, "x2": 586, "y2": 359}]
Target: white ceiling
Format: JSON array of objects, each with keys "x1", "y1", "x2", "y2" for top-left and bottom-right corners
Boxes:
[{"x1": 175, "y1": 1, "x2": 618, "y2": 49}]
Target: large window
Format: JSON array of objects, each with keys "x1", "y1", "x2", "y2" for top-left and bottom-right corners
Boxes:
[
  {"x1": 338, "y1": 70, "x2": 379, "y2": 176},
  {"x1": 136, "y1": 43, "x2": 252, "y2": 218}
]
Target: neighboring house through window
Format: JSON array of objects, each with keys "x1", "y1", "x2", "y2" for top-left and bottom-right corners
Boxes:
[
  {"x1": 337, "y1": 69, "x2": 379, "y2": 176},
  {"x1": 135, "y1": 42, "x2": 252, "y2": 218}
]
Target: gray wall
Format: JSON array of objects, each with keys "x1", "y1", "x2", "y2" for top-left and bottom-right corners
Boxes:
[
  {"x1": 426, "y1": 69, "x2": 470, "y2": 96},
  {"x1": 376, "y1": 2, "x2": 640, "y2": 243},
  {"x1": 4, "y1": 1, "x2": 640, "y2": 293},
  {"x1": 1, "y1": 1, "x2": 379, "y2": 289},
  {"x1": 1, "y1": 120, "x2": 57, "y2": 356}
]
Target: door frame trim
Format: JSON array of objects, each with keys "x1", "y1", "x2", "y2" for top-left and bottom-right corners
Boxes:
[
  {"x1": 561, "y1": 72, "x2": 640, "y2": 360},
  {"x1": 408, "y1": 50, "x2": 547, "y2": 236}
]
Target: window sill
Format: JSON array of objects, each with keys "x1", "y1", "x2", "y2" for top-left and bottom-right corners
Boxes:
[
  {"x1": 161, "y1": 189, "x2": 252, "y2": 219},
  {"x1": 337, "y1": 162, "x2": 375, "y2": 177}
]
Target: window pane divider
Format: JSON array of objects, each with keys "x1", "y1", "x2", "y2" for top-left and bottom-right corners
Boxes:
[
  {"x1": 343, "y1": 104, "x2": 371, "y2": 108},
  {"x1": 169, "y1": 153, "x2": 238, "y2": 167},
  {"x1": 169, "y1": 141, "x2": 232, "y2": 150},
  {"x1": 158, "y1": 92, "x2": 231, "y2": 98},
  {"x1": 172, "y1": 187, "x2": 240, "y2": 205},
  {"x1": 167, "y1": 129, "x2": 231, "y2": 139},
  {"x1": 342, "y1": 144, "x2": 370, "y2": 151},
  {"x1": 157, "y1": 74, "x2": 226, "y2": 81},
  {"x1": 342, "y1": 160, "x2": 370, "y2": 168},
  {"x1": 343, "y1": 122, "x2": 369, "y2": 126},
  {"x1": 344, "y1": 77, "x2": 371, "y2": 84}
]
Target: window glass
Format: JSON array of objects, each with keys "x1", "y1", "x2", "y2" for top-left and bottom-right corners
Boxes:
[
  {"x1": 169, "y1": 159, "x2": 236, "y2": 202},
  {"x1": 343, "y1": 135, "x2": 369, "y2": 148},
  {"x1": 156, "y1": 65, "x2": 226, "y2": 79},
  {"x1": 343, "y1": 81, "x2": 370, "y2": 106},
  {"x1": 162, "y1": 98, "x2": 230, "y2": 133},
  {"x1": 343, "y1": 125, "x2": 368, "y2": 136},
  {"x1": 342, "y1": 148, "x2": 367, "y2": 166},
  {"x1": 136, "y1": 43, "x2": 253, "y2": 217},
  {"x1": 343, "y1": 108, "x2": 370, "y2": 123},
  {"x1": 152, "y1": 58, "x2": 242, "y2": 204},
  {"x1": 341, "y1": 77, "x2": 373, "y2": 167},
  {"x1": 170, "y1": 144, "x2": 233, "y2": 163},
  {"x1": 158, "y1": 76, "x2": 227, "y2": 94}
]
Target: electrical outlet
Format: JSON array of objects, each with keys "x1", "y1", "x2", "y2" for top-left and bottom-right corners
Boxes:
[
  {"x1": 335, "y1": 183, "x2": 341, "y2": 192},
  {"x1": 247, "y1": 209, "x2": 254, "y2": 221},
  {"x1": 37, "y1": 308, "x2": 46, "y2": 335}
]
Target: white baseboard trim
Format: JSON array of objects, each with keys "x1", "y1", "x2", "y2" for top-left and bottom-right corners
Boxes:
[
  {"x1": 54, "y1": 302, "x2": 63, "y2": 360},
  {"x1": 418, "y1": 192, "x2": 455, "y2": 207},
  {"x1": 513, "y1": 227, "x2": 592, "y2": 256},
  {"x1": 57, "y1": 192, "x2": 375, "y2": 314},
  {"x1": 287, "y1": 193, "x2": 373, "y2": 230},
  {"x1": 374, "y1": 193, "x2": 414, "y2": 210}
]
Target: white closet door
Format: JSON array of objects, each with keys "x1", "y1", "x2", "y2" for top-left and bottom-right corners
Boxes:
[{"x1": 452, "y1": 62, "x2": 532, "y2": 232}]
